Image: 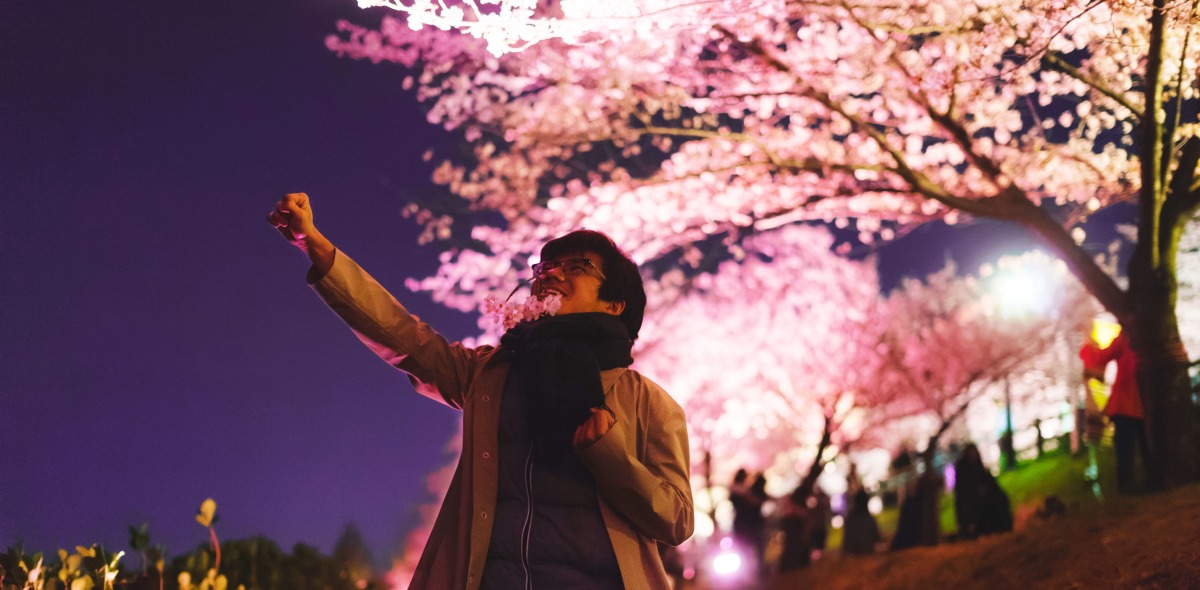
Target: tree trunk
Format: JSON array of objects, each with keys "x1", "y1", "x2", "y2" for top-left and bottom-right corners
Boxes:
[
  {"x1": 1127, "y1": 251, "x2": 1199, "y2": 489},
  {"x1": 1128, "y1": 273, "x2": 1195, "y2": 489},
  {"x1": 792, "y1": 416, "x2": 834, "y2": 501},
  {"x1": 1124, "y1": 0, "x2": 1200, "y2": 491},
  {"x1": 918, "y1": 435, "x2": 942, "y2": 547},
  {"x1": 702, "y1": 447, "x2": 720, "y2": 534}
]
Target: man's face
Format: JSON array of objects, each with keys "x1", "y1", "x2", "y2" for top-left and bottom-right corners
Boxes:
[{"x1": 532, "y1": 250, "x2": 624, "y2": 317}]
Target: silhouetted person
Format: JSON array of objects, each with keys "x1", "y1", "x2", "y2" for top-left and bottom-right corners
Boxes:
[
  {"x1": 845, "y1": 462, "x2": 863, "y2": 497},
  {"x1": 915, "y1": 463, "x2": 942, "y2": 547},
  {"x1": 892, "y1": 457, "x2": 942, "y2": 550},
  {"x1": 841, "y1": 490, "x2": 880, "y2": 556},
  {"x1": 777, "y1": 486, "x2": 812, "y2": 573},
  {"x1": 953, "y1": 443, "x2": 986, "y2": 539},
  {"x1": 890, "y1": 479, "x2": 922, "y2": 551},
  {"x1": 887, "y1": 444, "x2": 915, "y2": 507},
  {"x1": 809, "y1": 487, "x2": 832, "y2": 555},
  {"x1": 954, "y1": 444, "x2": 1011, "y2": 539},
  {"x1": 977, "y1": 476, "x2": 1013, "y2": 536},
  {"x1": 730, "y1": 469, "x2": 766, "y2": 566},
  {"x1": 745, "y1": 474, "x2": 770, "y2": 569}
]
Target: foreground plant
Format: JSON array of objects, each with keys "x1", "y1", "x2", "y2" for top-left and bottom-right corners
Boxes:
[
  {"x1": 185, "y1": 498, "x2": 229, "y2": 590},
  {"x1": 194, "y1": 498, "x2": 221, "y2": 575},
  {"x1": 3, "y1": 496, "x2": 366, "y2": 590}
]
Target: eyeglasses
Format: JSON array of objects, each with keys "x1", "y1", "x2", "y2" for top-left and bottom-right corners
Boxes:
[{"x1": 531, "y1": 257, "x2": 607, "y2": 281}]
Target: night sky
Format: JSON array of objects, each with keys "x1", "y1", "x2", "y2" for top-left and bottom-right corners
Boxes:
[
  {"x1": 1, "y1": 0, "x2": 1103, "y2": 570},
  {"x1": 1, "y1": 0, "x2": 480, "y2": 565}
]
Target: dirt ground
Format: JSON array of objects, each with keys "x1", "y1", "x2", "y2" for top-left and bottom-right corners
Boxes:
[{"x1": 763, "y1": 483, "x2": 1200, "y2": 590}]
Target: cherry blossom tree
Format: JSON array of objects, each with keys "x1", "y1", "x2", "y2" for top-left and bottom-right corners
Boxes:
[
  {"x1": 868, "y1": 253, "x2": 1097, "y2": 456},
  {"x1": 329, "y1": 0, "x2": 1200, "y2": 485},
  {"x1": 632, "y1": 225, "x2": 881, "y2": 525},
  {"x1": 858, "y1": 253, "x2": 1096, "y2": 543}
]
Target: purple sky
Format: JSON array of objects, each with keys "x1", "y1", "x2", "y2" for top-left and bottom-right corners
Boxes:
[
  {"x1": 1, "y1": 0, "x2": 480, "y2": 565},
  {"x1": 1, "y1": 0, "x2": 1125, "y2": 570}
]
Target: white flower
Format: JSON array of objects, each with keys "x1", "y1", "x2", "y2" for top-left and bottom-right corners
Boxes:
[{"x1": 483, "y1": 292, "x2": 563, "y2": 330}]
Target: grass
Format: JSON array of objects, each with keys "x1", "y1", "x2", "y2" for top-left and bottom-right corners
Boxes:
[{"x1": 855, "y1": 446, "x2": 1118, "y2": 545}]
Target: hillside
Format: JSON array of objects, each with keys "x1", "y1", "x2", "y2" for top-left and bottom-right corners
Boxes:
[{"x1": 767, "y1": 480, "x2": 1200, "y2": 589}]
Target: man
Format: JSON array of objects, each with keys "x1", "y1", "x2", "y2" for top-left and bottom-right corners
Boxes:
[{"x1": 268, "y1": 193, "x2": 693, "y2": 589}]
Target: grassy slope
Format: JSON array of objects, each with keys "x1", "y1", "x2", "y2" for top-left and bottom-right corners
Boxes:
[{"x1": 770, "y1": 449, "x2": 1200, "y2": 589}]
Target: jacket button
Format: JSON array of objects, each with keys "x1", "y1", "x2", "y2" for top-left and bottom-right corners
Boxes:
[
  {"x1": 481, "y1": 511, "x2": 488, "y2": 519},
  {"x1": 482, "y1": 396, "x2": 490, "y2": 402},
  {"x1": 482, "y1": 451, "x2": 491, "y2": 459}
]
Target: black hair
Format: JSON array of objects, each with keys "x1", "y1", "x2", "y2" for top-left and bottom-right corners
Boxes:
[{"x1": 540, "y1": 229, "x2": 647, "y2": 340}]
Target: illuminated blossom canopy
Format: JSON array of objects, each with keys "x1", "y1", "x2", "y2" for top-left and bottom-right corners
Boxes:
[
  {"x1": 356, "y1": 0, "x2": 763, "y2": 56},
  {"x1": 332, "y1": 0, "x2": 1195, "y2": 320},
  {"x1": 635, "y1": 226, "x2": 879, "y2": 474},
  {"x1": 331, "y1": 5, "x2": 1200, "y2": 564}
]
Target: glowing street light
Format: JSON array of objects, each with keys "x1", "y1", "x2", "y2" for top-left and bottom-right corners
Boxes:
[
  {"x1": 981, "y1": 250, "x2": 1072, "y2": 470},
  {"x1": 982, "y1": 250, "x2": 1066, "y2": 319}
]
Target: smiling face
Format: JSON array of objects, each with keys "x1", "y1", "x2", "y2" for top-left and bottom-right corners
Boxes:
[{"x1": 532, "y1": 250, "x2": 626, "y2": 317}]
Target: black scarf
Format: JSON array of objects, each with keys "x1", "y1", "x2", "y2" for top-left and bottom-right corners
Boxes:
[{"x1": 500, "y1": 312, "x2": 633, "y2": 465}]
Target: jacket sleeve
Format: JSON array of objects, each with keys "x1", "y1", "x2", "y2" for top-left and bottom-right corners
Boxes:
[
  {"x1": 579, "y1": 380, "x2": 694, "y2": 545},
  {"x1": 309, "y1": 249, "x2": 486, "y2": 409}
]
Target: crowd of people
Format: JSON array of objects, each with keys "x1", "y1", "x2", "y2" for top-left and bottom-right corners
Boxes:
[{"x1": 725, "y1": 444, "x2": 1015, "y2": 585}]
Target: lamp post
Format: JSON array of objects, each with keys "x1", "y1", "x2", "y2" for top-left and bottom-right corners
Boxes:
[
  {"x1": 984, "y1": 251, "x2": 1066, "y2": 472},
  {"x1": 1000, "y1": 376, "x2": 1017, "y2": 471}
]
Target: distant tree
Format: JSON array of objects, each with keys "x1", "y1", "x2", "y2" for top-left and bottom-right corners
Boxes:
[
  {"x1": 331, "y1": 523, "x2": 374, "y2": 589},
  {"x1": 633, "y1": 225, "x2": 880, "y2": 500},
  {"x1": 860, "y1": 256, "x2": 1096, "y2": 542},
  {"x1": 170, "y1": 537, "x2": 368, "y2": 590},
  {"x1": 867, "y1": 264, "x2": 1082, "y2": 457}
]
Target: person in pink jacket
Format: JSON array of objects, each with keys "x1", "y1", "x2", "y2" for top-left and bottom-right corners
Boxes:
[
  {"x1": 1080, "y1": 330, "x2": 1149, "y2": 493},
  {"x1": 269, "y1": 193, "x2": 694, "y2": 589}
]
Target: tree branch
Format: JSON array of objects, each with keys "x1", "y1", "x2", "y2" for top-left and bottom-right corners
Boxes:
[
  {"x1": 714, "y1": 19, "x2": 1132, "y2": 317},
  {"x1": 1043, "y1": 52, "x2": 1144, "y2": 121},
  {"x1": 1168, "y1": 0, "x2": 1200, "y2": 170},
  {"x1": 887, "y1": 50, "x2": 1011, "y2": 192},
  {"x1": 1005, "y1": 197, "x2": 1132, "y2": 318},
  {"x1": 715, "y1": 27, "x2": 1020, "y2": 220},
  {"x1": 935, "y1": 384, "x2": 983, "y2": 441},
  {"x1": 1163, "y1": 136, "x2": 1200, "y2": 243},
  {"x1": 794, "y1": 413, "x2": 835, "y2": 499},
  {"x1": 1139, "y1": 0, "x2": 1169, "y2": 271}
]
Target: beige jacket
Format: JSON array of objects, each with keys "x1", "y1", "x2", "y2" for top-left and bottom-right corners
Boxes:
[{"x1": 312, "y1": 251, "x2": 694, "y2": 589}]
